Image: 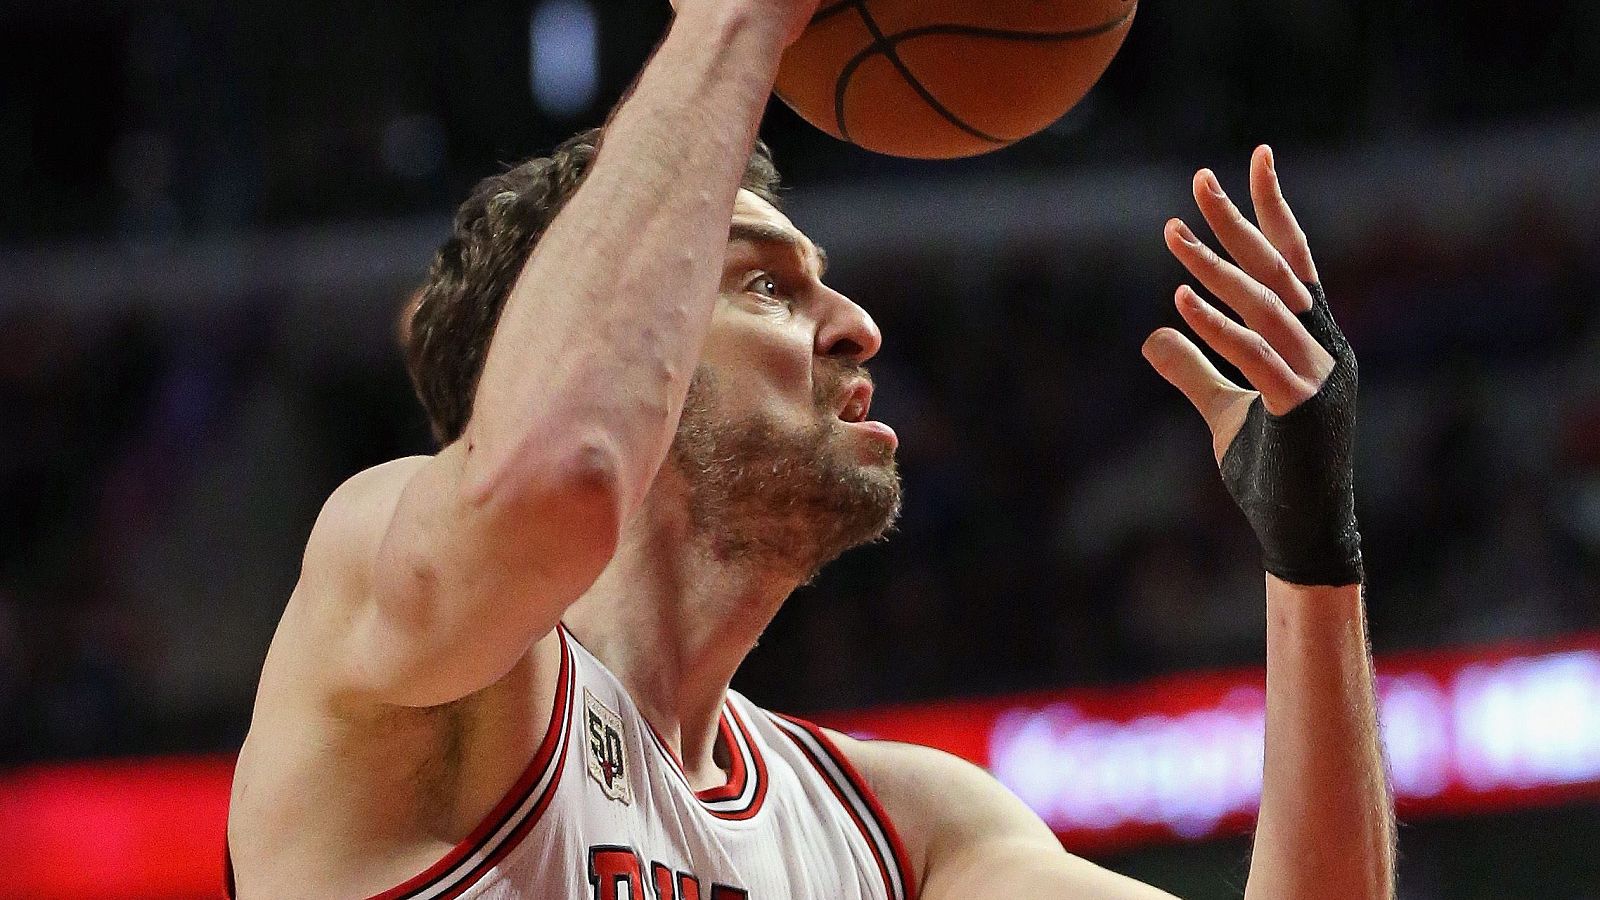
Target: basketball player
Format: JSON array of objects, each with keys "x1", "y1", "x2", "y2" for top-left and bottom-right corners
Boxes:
[{"x1": 227, "y1": 1, "x2": 1395, "y2": 897}]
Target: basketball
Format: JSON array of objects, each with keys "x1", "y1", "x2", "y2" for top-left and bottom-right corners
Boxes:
[{"x1": 775, "y1": 0, "x2": 1137, "y2": 159}]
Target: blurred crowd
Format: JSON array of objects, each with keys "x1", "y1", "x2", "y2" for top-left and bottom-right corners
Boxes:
[
  {"x1": 8, "y1": 0, "x2": 1600, "y2": 243},
  {"x1": 3, "y1": 188, "x2": 1597, "y2": 766},
  {"x1": 751, "y1": 195, "x2": 1600, "y2": 711}
]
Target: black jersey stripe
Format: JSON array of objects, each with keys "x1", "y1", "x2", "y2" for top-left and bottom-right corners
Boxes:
[
  {"x1": 770, "y1": 714, "x2": 915, "y2": 900},
  {"x1": 427, "y1": 689, "x2": 578, "y2": 900},
  {"x1": 771, "y1": 715, "x2": 900, "y2": 899},
  {"x1": 701, "y1": 700, "x2": 769, "y2": 820},
  {"x1": 231, "y1": 633, "x2": 574, "y2": 900}
]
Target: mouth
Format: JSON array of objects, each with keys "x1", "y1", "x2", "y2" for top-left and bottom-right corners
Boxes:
[
  {"x1": 833, "y1": 380, "x2": 898, "y2": 450},
  {"x1": 835, "y1": 381, "x2": 874, "y2": 424}
]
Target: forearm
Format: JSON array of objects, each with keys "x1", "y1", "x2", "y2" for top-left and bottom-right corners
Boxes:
[
  {"x1": 465, "y1": 5, "x2": 786, "y2": 514},
  {"x1": 1244, "y1": 576, "x2": 1394, "y2": 900}
]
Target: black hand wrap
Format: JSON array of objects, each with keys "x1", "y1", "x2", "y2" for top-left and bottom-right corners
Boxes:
[{"x1": 1218, "y1": 283, "x2": 1363, "y2": 586}]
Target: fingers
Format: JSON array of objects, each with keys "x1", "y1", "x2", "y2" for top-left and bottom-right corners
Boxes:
[
  {"x1": 1142, "y1": 326, "x2": 1238, "y2": 419},
  {"x1": 1155, "y1": 148, "x2": 1334, "y2": 425},
  {"x1": 1191, "y1": 167, "x2": 1313, "y2": 314},
  {"x1": 1164, "y1": 217, "x2": 1331, "y2": 380},
  {"x1": 1141, "y1": 326, "x2": 1260, "y2": 462},
  {"x1": 1173, "y1": 286, "x2": 1312, "y2": 416},
  {"x1": 1248, "y1": 145, "x2": 1320, "y2": 286}
]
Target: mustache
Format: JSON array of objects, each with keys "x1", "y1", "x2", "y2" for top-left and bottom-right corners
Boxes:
[{"x1": 813, "y1": 361, "x2": 872, "y2": 411}]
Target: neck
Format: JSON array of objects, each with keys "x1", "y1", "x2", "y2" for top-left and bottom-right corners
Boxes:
[{"x1": 561, "y1": 487, "x2": 805, "y2": 791}]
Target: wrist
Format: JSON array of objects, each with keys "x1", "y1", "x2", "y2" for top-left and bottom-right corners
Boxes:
[
  {"x1": 668, "y1": 4, "x2": 792, "y2": 67},
  {"x1": 1224, "y1": 286, "x2": 1363, "y2": 588},
  {"x1": 1261, "y1": 521, "x2": 1364, "y2": 587},
  {"x1": 1265, "y1": 575, "x2": 1366, "y2": 642},
  {"x1": 1266, "y1": 574, "x2": 1363, "y2": 605}
]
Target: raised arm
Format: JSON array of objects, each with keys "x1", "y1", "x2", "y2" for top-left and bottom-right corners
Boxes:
[
  {"x1": 851, "y1": 148, "x2": 1392, "y2": 900},
  {"x1": 1245, "y1": 578, "x2": 1391, "y2": 898},
  {"x1": 299, "y1": 1, "x2": 818, "y2": 708},
  {"x1": 1144, "y1": 145, "x2": 1394, "y2": 899}
]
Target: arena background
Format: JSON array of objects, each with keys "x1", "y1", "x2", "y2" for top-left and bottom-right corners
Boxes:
[{"x1": 3, "y1": 1, "x2": 1600, "y2": 897}]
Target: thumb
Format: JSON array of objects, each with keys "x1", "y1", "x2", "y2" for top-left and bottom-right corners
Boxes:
[{"x1": 1142, "y1": 328, "x2": 1257, "y2": 463}]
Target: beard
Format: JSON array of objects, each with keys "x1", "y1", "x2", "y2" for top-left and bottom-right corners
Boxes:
[{"x1": 668, "y1": 365, "x2": 902, "y2": 579}]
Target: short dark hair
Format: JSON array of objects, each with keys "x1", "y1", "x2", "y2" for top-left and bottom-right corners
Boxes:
[{"x1": 404, "y1": 127, "x2": 783, "y2": 445}]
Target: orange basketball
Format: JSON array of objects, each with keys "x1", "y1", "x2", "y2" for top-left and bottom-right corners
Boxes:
[{"x1": 775, "y1": 0, "x2": 1137, "y2": 159}]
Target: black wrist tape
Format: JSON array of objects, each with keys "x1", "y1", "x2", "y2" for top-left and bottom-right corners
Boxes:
[{"x1": 1219, "y1": 283, "x2": 1364, "y2": 586}]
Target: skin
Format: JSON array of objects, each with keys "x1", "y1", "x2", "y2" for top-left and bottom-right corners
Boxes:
[
  {"x1": 230, "y1": 1, "x2": 825, "y2": 892},
  {"x1": 227, "y1": 2, "x2": 1393, "y2": 896},
  {"x1": 1147, "y1": 148, "x2": 1394, "y2": 900},
  {"x1": 863, "y1": 147, "x2": 1394, "y2": 900}
]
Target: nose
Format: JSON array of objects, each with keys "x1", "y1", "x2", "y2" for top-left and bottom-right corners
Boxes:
[{"x1": 815, "y1": 287, "x2": 882, "y2": 364}]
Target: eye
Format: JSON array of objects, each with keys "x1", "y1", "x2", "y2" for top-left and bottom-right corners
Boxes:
[{"x1": 745, "y1": 273, "x2": 782, "y2": 300}]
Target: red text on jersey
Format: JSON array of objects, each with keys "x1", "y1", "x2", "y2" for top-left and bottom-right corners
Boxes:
[{"x1": 589, "y1": 846, "x2": 748, "y2": 900}]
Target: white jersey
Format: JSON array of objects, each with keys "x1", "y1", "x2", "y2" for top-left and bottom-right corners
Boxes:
[{"x1": 363, "y1": 626, "x2": 917, "y2": 900}]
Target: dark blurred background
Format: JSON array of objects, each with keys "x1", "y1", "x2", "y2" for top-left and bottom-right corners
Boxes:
[{"x1": 3, "y1": 0, "x2": 1600, "y2": 897}]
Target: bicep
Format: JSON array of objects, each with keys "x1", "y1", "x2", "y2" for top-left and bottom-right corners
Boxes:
[
  {"x1": 299, "y1": 446, "x2": 613, "y2": 707},
  {"x1": 836, "y1": 735, "x2": 1180, "y2": 900}
]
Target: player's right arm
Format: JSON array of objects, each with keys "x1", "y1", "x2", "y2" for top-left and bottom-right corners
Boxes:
[
  {"x1": 835, "y1": 736, "x2": 1178, "y2": 900},
  {"x1": 295, "y1": 0, "x2": 818, "y2": 709}
]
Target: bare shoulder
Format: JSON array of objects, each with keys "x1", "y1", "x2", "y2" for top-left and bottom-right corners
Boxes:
[
  {"x1": 823, "y1": 729, "x2": 1180, "y2": 900},
  {"x1": 230, "y1": 455, "x2": 472, "y2": 896},
  {"x1": 233, "y1": 427, "x2": 571, "y2": 893},
  {"x1": 301, "y1": 455, "x2": 435, "y2": 591},
  {"x1": 262, "y1": 455, "x2": 434, "y2": 706}
]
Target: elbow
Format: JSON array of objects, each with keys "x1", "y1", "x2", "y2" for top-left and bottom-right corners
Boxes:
[
  {"x1": 461, "y1": 423, "x2": 624, "y2": 509},
  {"x1": 549, "y1": 439, "x2": 629, "y2": 555},
  {"x1": 462, "y1": 431, "x2": 627, "y2": 583}
]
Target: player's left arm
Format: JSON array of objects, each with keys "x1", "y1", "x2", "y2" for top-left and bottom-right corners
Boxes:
[
  {"x1": 832, "y1": 733, "x2": 1179, "y2": 899},
  {"x1": 836, "y1": 147, "x2": 1392, "y2": 900},
  {"x1": 1143, "y1": 145, "x2": 1394, "y2": 899}
]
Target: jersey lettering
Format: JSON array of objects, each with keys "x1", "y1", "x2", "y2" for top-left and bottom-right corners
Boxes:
[
  {"x1": 589, "y1": 846, "x2": 644, "y2": 900},
  {"x1": 651, "y1": 861, "x2": 703, "y2": 900},
  {"x1": 590, "y1": 847, "x2": 745, "y2": 900},
  {"x1": 440, "y1": 638, "x2": 907, "y2": 900}
]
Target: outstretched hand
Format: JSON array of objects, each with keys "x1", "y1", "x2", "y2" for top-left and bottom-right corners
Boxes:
[
  {"x1": 1144, "y1": 146, "x2": 1363, "y2": 587},
  {"x1": 1143, "y1": 145, "x2": 1333, "y2": 463}
]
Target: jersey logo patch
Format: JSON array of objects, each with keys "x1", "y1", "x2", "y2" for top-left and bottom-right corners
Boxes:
[{"x1": 585, "y1": 689, "x2": 632, "y2": 804}]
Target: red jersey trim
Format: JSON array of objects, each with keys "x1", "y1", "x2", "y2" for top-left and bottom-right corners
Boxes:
[
  {"x1": 223, "y1": 631, "x2": 574, "y2": 900},
  {"x1": 771, "y1": 713, "x2": 918, "y2": 900},
  {"x1": 641, "y1": 698, "x2": 769, "y2": 821},
  {"x1": 700, "y1": 701, "x2": 769, "y2": 820},
  {"x1": 693, "y1": 715, "x2": 747, "y2": 803},
  {"x1": 365, "y1": 629, "x2": 576, "y2": 900}
]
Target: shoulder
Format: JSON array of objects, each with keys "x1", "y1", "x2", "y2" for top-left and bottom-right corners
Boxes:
[
  {"x1": 819, "y1": 730, "x2": 1013, "y2": 881},
  {"x1": 302, "y1": 455, "x2": 434, "y2": 577},
  {"x1": 268, "y1": 456, "x2": 435, "y2": 703},
  {"x1": 822, "y1": 728, "x2": 1179, "y2": 900},
  {"x1": 292, "y1": 454, "x2": 444, "y2": 625}
]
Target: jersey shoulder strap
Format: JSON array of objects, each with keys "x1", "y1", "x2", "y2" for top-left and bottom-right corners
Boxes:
[{"x1": 756, "y1": 705, "x2": 918, "y2": 900}]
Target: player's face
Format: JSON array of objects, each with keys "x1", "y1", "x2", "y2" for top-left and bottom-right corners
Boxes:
[
  {"x1": 666, "y1": 190, "x2": 901, "y2": 572},
  {"x1": 702, "y1": 191, "x2": 893, "y2": 453}
]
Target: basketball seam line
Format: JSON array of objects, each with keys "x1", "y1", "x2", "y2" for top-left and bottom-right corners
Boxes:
[
  {"x1": 831, "y1": 2, "x2": 1138, "y2": 149},
  {"x1": 839, "y1": 0, "x2": 1008, "y2": 146},
  {"x1": 811, "y1": 0, "x2": 854, "y2": 25},
  {"x1": 872, "y1": 13, "x2": 1138, "y2": 47}
]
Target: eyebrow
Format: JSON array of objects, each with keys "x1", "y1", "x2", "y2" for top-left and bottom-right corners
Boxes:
[{"x1": 728, "y1": 221, "x2": 829, "y2": 278}]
